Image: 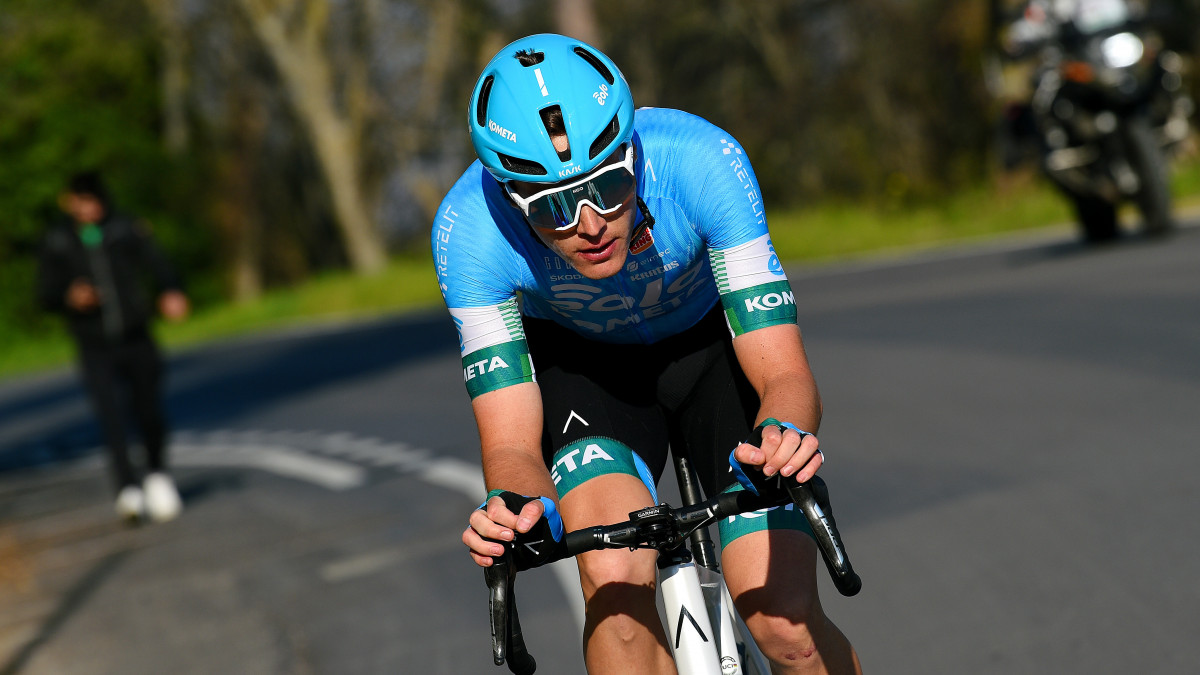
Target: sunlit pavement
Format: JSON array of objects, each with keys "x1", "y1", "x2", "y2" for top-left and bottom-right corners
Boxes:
[{"x1": 2, "y1": 219, "x2": 1199, "y2": 674}]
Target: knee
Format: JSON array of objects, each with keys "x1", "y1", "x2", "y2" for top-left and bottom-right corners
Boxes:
[
  {"x1": 577, "y1": 549, "x2": 661, "y2": 641},
  {"x1": 736, "y1": 583, "x2": 831, "y2": 670},
  {"x1": 577, "y1": 548, "x2": 657, "y2": 598},
  {"x1": 746, "y1": 611, "x2": 822, "y2": 668}
]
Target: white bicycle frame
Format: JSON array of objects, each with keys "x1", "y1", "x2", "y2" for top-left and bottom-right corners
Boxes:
[
  {"x1": 659, "y1": 556, "x2": 771, "y2": 675},
  {"x1": 655, "y1": 453, "x2": 772, "y2": 675}
]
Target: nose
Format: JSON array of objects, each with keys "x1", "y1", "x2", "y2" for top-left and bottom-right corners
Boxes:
[{"x1": 576, "y1": 204, "x2": 607, "y2": 238}]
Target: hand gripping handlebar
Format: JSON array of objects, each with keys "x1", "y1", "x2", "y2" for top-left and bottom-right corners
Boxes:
[
  {"x1": 483, "y1": 443, "x2": 860, "y2": 672},
  {"x1": 741, "y1": 425, "x2": 862, "y2": 597}
]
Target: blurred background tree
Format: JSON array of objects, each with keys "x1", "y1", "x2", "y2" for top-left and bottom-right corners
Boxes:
[
  {"x1": 0, "y1": 0, "x2": 216, "y2": 348},
  {"x1": 0, "y1": 0, "x2": 1195, "y2": 349}
]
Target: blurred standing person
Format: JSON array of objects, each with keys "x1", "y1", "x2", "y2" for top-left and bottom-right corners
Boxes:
[{"x1": 36, "y1": 172, "x2": 189, "y2": 523}]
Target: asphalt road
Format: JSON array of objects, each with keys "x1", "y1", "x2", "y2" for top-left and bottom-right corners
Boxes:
[{"x1": 1, "y1": 223, "x2": 1198, "y2": 674}]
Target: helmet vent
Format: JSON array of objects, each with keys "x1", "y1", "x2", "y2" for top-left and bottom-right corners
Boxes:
[
  {"x1": 514, "y1": 49, "x2": 545, "y2": 67},
  {"x1": 540, "y1": 105, "x2": 571, "y2": 162},
  {"x1": 498, "y1": 153, "x2": 548, "y2": 177},
  {"x1": 574, "y1": 47, "x2": 614, "y2": 85},
  {"x1": 475, "y1": 75, "x2": 494, "y2": 127},
  {"x1": 589, "y1": 113, "x2": 621, "y2": 160}
]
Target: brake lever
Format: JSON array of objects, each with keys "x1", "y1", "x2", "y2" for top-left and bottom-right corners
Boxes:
[
  {"x1": 743, "y1": 425, "x2": 862, "y2": 596},
  {"x1": 784, "y1": 479, "x2": 862, "y2": 596},
  {"x1": 482, "y1": 546, "x2": 537, "y2": 674}
]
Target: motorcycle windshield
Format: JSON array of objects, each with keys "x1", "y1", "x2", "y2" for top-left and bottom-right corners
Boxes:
[{"x1": 1072, "y1": 0, "x2": 1129, "y2": 34}]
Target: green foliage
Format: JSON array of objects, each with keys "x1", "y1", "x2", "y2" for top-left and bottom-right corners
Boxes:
[
  {"x1": 1, "y1": 0, "x2": 1196, "y2": 383},
  {"x1": 0, "y1": 0, "x2": 158, "y2": 235},
  {"x1": 598, "y1": 0, "x2": 997, "y2": 205},
  {"x1": 0, "y1": 0, "x2": 216, "y2": 353},
  {"x1": 0, "y1": 253, "x2": 445, "y2": 378}
]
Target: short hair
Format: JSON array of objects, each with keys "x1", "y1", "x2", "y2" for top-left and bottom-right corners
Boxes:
[
  {"x1": 539, "y1": 106, "x2": 569, "y2": 159},
  {"x1": 67, "y1": 171, "x2": 110, "y2": 206},
  {"x1": 540, "y1": 106, "x2": 566, "y2": 137}
]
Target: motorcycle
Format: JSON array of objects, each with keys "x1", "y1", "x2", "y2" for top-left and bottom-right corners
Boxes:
[{"x1": 999, "y1": 1, "x2": 1193, "y2": 241}]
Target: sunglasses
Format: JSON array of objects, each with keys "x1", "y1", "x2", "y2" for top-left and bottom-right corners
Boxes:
[{"x1": 505, "y1": 145, "x2": 637, "y2": 231}]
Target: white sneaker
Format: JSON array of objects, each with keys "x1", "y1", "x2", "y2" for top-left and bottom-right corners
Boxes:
[
  {"x1": 143, "y1": 473, "x2": 182, "y2": 523},
  {"x1": 115, "y1": 485, "x2": 145, "y2": 522}
]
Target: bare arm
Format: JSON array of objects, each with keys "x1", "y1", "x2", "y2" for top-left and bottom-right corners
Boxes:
[
  {"x1": 463, "y1": 382, "x2": 557, "y2": 567},
  {"x1": 731, "y1": 322, "x2": 825, "y2": 483}
]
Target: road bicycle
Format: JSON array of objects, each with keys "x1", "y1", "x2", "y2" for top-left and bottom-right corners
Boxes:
[{"x1": 482, "y1": 428, "x2": 862, "y2": 674}]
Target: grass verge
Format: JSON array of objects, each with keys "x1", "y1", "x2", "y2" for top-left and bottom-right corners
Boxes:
[
  {"x1": 0, "y1": 258, "x2": 445, "y2": 380},
  {"x1": 4, "y1": 157, "x2": 1199, "y2": 381}
]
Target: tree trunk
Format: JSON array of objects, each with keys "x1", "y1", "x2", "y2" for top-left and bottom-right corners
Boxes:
[
  {"x1": 555, "y1": 0, "x2": 601, "y2": 46},
  {"x1": 213, "y1": 90, "x2": 267, "y2": 301},
  {"x1": 392, "y1": 0, "x2": 462, "y2": 220},
  {"x1": 235, "y1": 0, "x2": 387, "y2": 274},
  {"x1": 142, "y1": 0, "x2": 190, "y2": 154}
]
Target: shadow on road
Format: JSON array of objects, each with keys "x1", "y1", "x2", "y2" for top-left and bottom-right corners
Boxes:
[{"x1": 0, "y1": 550, "x2": 129, "y2": 675}]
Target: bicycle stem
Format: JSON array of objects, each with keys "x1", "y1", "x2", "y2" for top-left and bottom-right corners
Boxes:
[{"x1": 672, "y1": 453, "x2": 720, "y2": 571}]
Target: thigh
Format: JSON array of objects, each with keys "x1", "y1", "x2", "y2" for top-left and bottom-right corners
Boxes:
[
  {"x1": 120, "y1": 335, "x2": 164, "y2": 405},
  {"x1": 78, "y1": 346, "x2": 120, "y2": 411},
  {"x1": 526, "y1": 318, "x2": 671, "y2": 502},
  {"x1": 116, "y1": 333, "x2": 162, "y2": 381},
  {"x1": 525, "y1": 319, "x2": 669, "y2": 592},
  {"x1": 666, "y1": 320, "x2": 760, "y2": 499},
  {"x1": 664, "y1": 316, "x2": 819, "y2": 553},
  {"x1": 721, "y1": 529, "x2": 822, "y2": 621}
]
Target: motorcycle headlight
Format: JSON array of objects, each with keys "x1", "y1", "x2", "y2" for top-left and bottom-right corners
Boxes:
[{"x1": 1100, "y1": 32, "x2": 1143, "y2": 69}]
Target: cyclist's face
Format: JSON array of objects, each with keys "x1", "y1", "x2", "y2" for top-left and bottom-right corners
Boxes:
[{"x1": 533, "y1": 196, "x2": 635, "y2": 280}]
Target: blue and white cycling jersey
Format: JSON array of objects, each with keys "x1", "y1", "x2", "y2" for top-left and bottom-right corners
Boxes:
[{"x1": 432, "y1": 108, "x2": 797, "y2": 398}]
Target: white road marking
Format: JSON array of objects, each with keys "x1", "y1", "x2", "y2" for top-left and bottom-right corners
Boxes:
[
  {"x1": 168, "y1": 428, "x2": 587, "y2": 634},
  {"x1": 418, "y1": 457, "x2": 485, "y2": 496},
  {"x1": 172, "y1": 443, "x2": 366, "y2": 491},
  {"x1": 319, "y1": 537, "x2": 463, "y2": 583}
]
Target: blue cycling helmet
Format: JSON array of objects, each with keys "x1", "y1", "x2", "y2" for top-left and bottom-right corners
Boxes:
[{"x1": 469, "y1": 34, "x2": 635, "y2": 184}]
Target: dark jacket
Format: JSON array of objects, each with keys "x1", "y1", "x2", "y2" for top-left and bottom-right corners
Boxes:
[{"x1": 36, "y1": 213, "x2": 182, "y2": 345}]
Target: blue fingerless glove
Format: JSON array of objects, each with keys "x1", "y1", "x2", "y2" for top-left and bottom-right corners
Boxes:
[
  {"x1": 728, "y1": 418, "x2": 811, "y2": 497},
  {"x1": 480, "y1": 490, "x2": 566, "y2": 570}
]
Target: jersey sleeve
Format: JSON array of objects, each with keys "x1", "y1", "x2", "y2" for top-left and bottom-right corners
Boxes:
[
  {"x1": 709, "y1": 233, "x2": 795, "y2": 336},
  {"x1": 447, "y1": 299, "x2": 536, "y2": 399},
  {"x1": 432, "y1": 174, "x2": 537, "y2": 399},
  {"x1": 654, "y1": 111, "x2": 797, "y2": 336}
]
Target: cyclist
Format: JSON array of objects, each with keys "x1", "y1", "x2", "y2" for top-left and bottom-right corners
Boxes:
[{"x1": 433, "y1": 34, "x2": 861, "y2": 674}]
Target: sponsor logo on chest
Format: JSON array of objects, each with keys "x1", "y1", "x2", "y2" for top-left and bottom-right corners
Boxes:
[{"x1": 630, "y1": 225, "x2": 654, "y2": 254}]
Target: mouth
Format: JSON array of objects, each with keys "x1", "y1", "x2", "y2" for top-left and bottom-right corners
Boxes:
[{"x1": 577, "y1": 238, "x2": 618, "y2": 263}]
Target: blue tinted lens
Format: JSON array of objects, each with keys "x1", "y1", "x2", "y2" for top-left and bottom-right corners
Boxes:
[
  {"x1": 525, "y1": 168, "x2": 635, "y2": 230},
  {"x1": 528, "y1": 193, "x2": 574, "y2": 229}
]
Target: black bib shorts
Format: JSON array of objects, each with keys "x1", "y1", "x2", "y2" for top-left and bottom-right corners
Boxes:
[{"x1": 525, "y1": 305, "x2": 760, "y2": 500}]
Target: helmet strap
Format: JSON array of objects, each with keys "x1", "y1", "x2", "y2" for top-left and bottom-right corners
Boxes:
[{"x1": 629, "y1": 196, "x2": 655, "y2": 243}]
